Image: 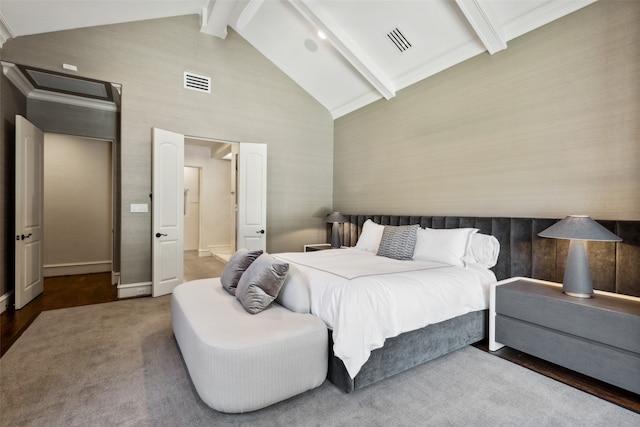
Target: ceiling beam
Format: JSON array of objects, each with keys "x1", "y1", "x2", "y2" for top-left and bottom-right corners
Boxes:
[
  {"x1": 236, "y1": 0, "x2": 264, "y2": 29},
  {"x1": 455, "y1": 0, "x2": 507, "y2": 55},
  {"x1": 201, "y1": 0, "x2": 264, "y2": 39},
  {"x1": 289, "y1": 0, "x2": 395, "y2": 100},
  {"x1": 0, "y1": 14, "x2": 14, "y2": 48},
  {"x1": 200, "y1": 0, "x2": 235, "y2": 39}
]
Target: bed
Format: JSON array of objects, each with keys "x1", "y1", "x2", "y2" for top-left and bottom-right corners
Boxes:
[
  {"x1": 273, "y1": 219, "x2": 499, "y2": 392},
  {"x1": 273, "y1": 214, "x2": 640, "y2": 393}
]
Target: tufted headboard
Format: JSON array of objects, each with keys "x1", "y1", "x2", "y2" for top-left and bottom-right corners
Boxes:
[{"x1": 335, "y1": 215, "x2": 640, "y2": 298}]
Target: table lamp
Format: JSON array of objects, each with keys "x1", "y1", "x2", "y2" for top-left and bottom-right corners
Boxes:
[
  {"x1": 325, "y1": 212, "x2": 348, "y2": 248},
  {"x1": 538, "y1": 215, "x2": 622, "y2": 298}
]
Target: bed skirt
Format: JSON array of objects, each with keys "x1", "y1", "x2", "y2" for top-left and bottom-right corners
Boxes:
[{"x1": 327, "y1": 309, "x2": 488, "y2": 393}]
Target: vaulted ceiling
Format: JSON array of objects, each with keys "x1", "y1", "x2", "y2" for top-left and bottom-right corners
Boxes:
[{"x1": 0, "y1": 0, "x2": 596, "y2": 118}]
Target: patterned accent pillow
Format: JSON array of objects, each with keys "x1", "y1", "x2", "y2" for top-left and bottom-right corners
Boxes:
[
  {"x1": 377, "y1": 224, "x2": 419, "y2": 260},
  {"x1": 220, "y1": 249, "x2": 263, "y2": 295}
]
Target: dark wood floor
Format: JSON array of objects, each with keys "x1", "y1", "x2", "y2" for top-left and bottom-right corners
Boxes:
[
  {"x1": 0, "y1": 272, "x2": 118, "y2": 357},
  {"x1": 472, "y1": 341, "x2": 640, "y2": 414},
  {"x1": 1, "y1": 273, "x2": 638, "y2": 414}
]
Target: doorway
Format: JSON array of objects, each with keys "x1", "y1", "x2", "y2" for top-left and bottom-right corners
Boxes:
[
  {"x1": 151, "y1": 130, "x2": 266, "y2": 297},
  {"x1": 4, "y1": 62, "x2": 121, "y2": 309},
  {"x1": 183, "y1": 138, "x2": 237, "y2": 276},
  {"x1": 43, "y1": 133, "x2": 113, "y2": 277}
]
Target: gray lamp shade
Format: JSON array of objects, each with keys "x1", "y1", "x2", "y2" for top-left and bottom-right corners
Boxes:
[
  {"x1": 538, "y1": 215, "x2": 622, "y2": 298},
  {"x1": 538, "y1": 215, "x2": 621, "y2": 242},
  {"x1": 325, "y1": 212, "x2": 347, "y2": 248},
  {"x1": 325, "y1": 212, "x2": 348, "y2": 224}
]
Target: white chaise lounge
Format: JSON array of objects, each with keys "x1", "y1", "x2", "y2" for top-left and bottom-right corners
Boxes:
[{"x1": 171, "y1": 278, "x2": 328, "y2": 413}]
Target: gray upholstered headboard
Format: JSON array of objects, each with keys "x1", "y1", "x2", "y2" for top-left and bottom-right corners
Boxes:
[{"x1": 335, "y1": 215, "x2": 640, "y2": 298}]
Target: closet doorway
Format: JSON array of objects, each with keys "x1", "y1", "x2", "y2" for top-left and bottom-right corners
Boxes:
[
  {"x1": 43, "y1": 133, "x2": 113, "y2": 278},
  {"x1": 4, "y1": 62, "x2": 121, "y2": 309},
  {"x1": 184, "y1": 137, "x2": 237, "y2": 272}
]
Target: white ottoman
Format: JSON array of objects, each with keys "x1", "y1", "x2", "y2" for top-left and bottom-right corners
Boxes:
[{"x1": 171, "y1": 278, "x2": 328, "y2": 413}]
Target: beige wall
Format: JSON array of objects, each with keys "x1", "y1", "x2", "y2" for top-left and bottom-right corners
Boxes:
[
  {"x1": 334, "y1": 1, "x2": 640, "y2": 221},
  {"x1": 1, "y1": 15, "x2": 334, "y2": 285},
  {"x1": 43, "y1": 134, "x2": 112, "y2": 274}
]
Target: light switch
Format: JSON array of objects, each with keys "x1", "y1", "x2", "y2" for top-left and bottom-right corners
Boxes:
[{"x1": 130, "y1": 203, "x2": 148, "y2": 213}]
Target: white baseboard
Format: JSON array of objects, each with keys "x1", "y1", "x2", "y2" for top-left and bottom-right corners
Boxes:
[
  {"x1": 209, "y1": 245, "x2": 232, "y2": 263},
  {"x1": 0, "y1": 292, "x2": 12, "y2": 314},
  {"x1": 197, "y1": 249, "x2": 212, "y2": 257},
  {"x1": 117, "y1": 281, "x2": 152, "y2": 299},
  {"x1": 44, "y1": 261, "x2": 112, "y2": 277}
]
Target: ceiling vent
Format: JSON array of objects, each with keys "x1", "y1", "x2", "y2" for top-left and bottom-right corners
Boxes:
[
  {"x1": 386, "y1": 27, "x2": 412, "y2": 53},
  {"x1": 184, "y1": 72, "x2": 211, "y2": 94}
]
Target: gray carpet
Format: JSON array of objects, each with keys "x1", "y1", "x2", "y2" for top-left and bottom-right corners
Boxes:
[{"x1": 1, "y1": 296, "x2": 638, "y2": 427}]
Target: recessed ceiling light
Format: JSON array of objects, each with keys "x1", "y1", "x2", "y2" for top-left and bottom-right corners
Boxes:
[{"x1": 317, "y1": 30, "x2": 327, "y2": 40}]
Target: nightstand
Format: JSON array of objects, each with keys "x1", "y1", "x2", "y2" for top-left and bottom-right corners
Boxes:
[
  {"x1": 303, "y1": 243, "x2": 333, "y2": 252},
  {"x1": 490, "y1": 277, "x2": 640, "y2": 395}
]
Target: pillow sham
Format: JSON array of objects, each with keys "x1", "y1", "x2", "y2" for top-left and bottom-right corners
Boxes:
[
  {"x1": 377, "y1": 224, "x2": 420, "y2": 260},
  {"x1": 235, "y1": 253, "x2": 289, "y2": 314},
  {"x1": 464, "y1": 233, "x2": 500, "y2": 268},
  {"x1": 355, "y1": 219, "x2": 385, "y2": 253},
  {"x1": 220, "y1": 248, "x2": 263, "y2": 295},
  {"x1": 413, "y1": 227, "x2": 478, "y2": 266}
]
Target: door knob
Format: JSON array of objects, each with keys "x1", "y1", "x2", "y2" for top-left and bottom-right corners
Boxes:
[
  {"x1": 20, "y1": 233, "x2": 32, "y2": 240},
  {"x1": 155, "y1": 232, "x2": 167, "y2": 238},
  {"x1": 256, "y1": 229, "x2": 265, "y2": 234}
]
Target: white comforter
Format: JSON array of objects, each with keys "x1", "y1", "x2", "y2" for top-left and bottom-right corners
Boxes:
[{"x1": 274, "y1": 248, "x2": 496, "y2": 379}]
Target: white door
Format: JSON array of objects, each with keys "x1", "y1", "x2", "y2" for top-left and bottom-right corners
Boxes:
[
  {"x1": 152, "y1": 128, "x2": 184, "y2": 297},
  {"x1": 15, "y1": 116, "x2": 44, "y2": 309},
  {"x1": 237, "y1": 143, "x2": 267, "y2": 252}
]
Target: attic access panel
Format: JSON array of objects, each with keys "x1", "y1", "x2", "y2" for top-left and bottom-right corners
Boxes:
[{"x1": 18, "y1": 64, "x2": 114, "y2": 102}]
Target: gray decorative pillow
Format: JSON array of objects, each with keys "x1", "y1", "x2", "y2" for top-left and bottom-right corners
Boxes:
[
  {"x1": 377, "y1": 224, "x2": 419, "y2": 260},
  {"x1": 236, "y1": 254, "x2": 289, "y2": 314},
  {"x1": 220, "y1": 249, "x2": 263, "y2": 295}
]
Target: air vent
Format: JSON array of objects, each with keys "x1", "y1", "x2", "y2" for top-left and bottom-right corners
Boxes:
[
  {"x1": 386, "y1": 27, "x2": 412, "y2": 53},
  {"x1": 184, "y1": 72, "x2": 211, "y2": 94}
]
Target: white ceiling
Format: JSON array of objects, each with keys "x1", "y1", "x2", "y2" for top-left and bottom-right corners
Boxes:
[{"x1": 0, "y1": 0, "x2": 597, "y2": 118}]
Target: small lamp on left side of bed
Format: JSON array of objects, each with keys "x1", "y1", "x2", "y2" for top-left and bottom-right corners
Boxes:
[{"x1": 325, "y1": 212, "x2": 348, "y2": 248}]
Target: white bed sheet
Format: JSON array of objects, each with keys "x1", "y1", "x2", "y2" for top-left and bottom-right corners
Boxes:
[{"x1": 274, "y1": 248, "x2": 496, "y2": 379}]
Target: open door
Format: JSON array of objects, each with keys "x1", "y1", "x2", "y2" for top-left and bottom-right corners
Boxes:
[
  {"x1": 152, "y1": 128, "x2": 184, "y2": 297},
  {"x1": 237, "y1": 143, "x2": 267, "y2": 252},
  {"x1": 15, "y1": 116, "x2": 44, "y2": 309}
]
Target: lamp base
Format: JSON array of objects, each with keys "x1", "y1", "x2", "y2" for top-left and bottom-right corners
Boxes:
[
  {"x1": 331, "y1": 222, "x2": 342, "y2": 248},
  {"x1": 563, "y1": 290, "x2": 593, "y2": 299},
  {"x1": 562, "y1": 239, "x2": 594, "y2": 299}
]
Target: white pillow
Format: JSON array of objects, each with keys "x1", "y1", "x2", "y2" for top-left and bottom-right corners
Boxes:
[
  {"x1": 413, "y1": 227, "x2": 478, "y2": 266},
  {"x1": 355, "y1": 219, "x2": 385, "y2": 253},
  {"x1": 464, "y1": 233, "x2": 500, "y2": 268}
]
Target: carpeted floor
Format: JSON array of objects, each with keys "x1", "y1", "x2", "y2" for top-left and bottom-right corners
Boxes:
[{"x1": 1, "y1": 296, "x2": 638, "y2": 427}]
